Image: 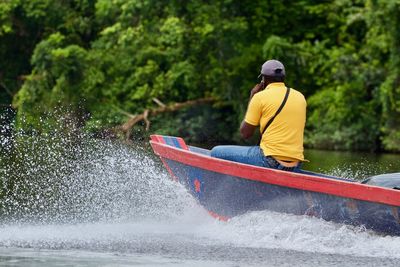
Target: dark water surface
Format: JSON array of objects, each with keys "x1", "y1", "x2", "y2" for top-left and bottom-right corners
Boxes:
[
  {"x1": 304, "y1": 149, "x2": 400, "y2": 179},
  {"x1": 1, "y1": 132, "x2": 400, "y2": 266}
]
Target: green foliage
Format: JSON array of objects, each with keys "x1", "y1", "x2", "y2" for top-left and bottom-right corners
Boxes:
[
  {"x1": 4, "y1": 0, "x2": 400, "y2": 151},
  {"x1": 365, "y1": 0, "x2": 400, "y2": 151},
  {"x1": 148, "y1": 104, "x2": 238, "y2": 146},
  {"x1": 0, "y1": 0, "x2": 97, "y2": 117},
  {"x1": 13, "y1": 33, "x2": 91, "y2": 131}
]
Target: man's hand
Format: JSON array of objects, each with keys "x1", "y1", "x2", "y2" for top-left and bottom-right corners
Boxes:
[{"x1": 249, "y1": 83, "x2": 264, "y2": 99}]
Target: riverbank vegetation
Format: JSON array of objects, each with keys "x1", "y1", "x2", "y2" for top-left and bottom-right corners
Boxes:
[{"x1": 1, "y1": 0, "x2": 400, "y2": 152}]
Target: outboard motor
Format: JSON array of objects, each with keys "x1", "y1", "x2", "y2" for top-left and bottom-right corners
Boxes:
[{"x1": 362, "y1": 173, "x2": 400, "y2": 190}]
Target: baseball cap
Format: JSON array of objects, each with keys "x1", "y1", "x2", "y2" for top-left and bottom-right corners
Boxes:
[{"x1": 258, "y1": 59, "x2": 286, "y2": 78}]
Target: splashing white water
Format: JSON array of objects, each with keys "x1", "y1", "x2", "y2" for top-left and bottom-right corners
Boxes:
[
  {"x1": 209, "y1": 211, "x2": 400, "y2": 258},
  {"x1": 0, "y1": 121, "x2": 198, "y2": 224},
  {"x1": 0, "y1": 208, "x2": 400, "y2": 259},
  {"x1": 1, "y1": 121, "x2": 400, "y2": 261}
]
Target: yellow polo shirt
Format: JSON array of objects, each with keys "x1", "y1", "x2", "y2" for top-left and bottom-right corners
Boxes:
[{"x1": 244, "y1": 82, "x2": 306, "y2": 161}]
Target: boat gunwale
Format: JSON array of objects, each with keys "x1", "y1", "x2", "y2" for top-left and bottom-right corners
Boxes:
[{"x1": 150, "y1": 139, "x2": 400, "y2": 207}]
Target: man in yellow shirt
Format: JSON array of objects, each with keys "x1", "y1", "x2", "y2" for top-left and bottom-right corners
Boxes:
[{"x1": 211, "y1": 59, "x2": 306, "y2": 172}]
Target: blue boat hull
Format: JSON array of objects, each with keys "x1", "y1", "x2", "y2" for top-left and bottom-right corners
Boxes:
[
  {"x1": 166, "y1": 158, "x2": 400, "y2": 235},
  {"x1": 150, "y1": 135, "x2": 400, "y2": 236}
]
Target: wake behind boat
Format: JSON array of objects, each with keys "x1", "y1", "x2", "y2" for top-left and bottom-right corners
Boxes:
[{"x1": 150, "y1": 135, "x2": 400, "y2": 236}]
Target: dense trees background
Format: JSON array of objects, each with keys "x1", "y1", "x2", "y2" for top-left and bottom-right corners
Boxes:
[{"x1": 1, "y1": 0, "x2": 400, "y2": 152}]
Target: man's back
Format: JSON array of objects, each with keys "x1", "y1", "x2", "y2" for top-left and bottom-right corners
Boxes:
[{"x1": 244, "y1": 82, "x2": 306, "y2": 161}]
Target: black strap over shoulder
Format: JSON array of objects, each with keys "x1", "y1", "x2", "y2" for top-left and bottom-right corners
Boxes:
[{"x1": 260, "y1": 86, "x2": 291, "y2": 140}]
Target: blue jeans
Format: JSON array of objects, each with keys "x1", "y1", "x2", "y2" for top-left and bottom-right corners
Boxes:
[{"x1": 210, "y1": 145, "x2": 302, "y2": 172}]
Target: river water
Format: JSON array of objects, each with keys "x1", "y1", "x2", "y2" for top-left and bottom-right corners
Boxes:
[{"x1": 1, "y1": 131, "x2": 400, "y2": 266}]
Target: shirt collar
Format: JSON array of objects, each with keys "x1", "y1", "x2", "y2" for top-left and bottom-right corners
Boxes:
[{"x1": 265, "y1": 82, "x2": 285, "y2": 90}]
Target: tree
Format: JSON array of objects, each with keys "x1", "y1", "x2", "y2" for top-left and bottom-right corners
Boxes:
[{"x1": 6, "y1": 0, "x2": 400, "y2": 152}]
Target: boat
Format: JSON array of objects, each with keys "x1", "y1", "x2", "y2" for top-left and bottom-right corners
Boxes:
[{"x1": 150, "y1": 135, "x2": 400, "y2": 236}]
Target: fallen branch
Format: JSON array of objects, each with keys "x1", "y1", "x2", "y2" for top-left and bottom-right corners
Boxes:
[
  {"x1": 116, "y1": 97, "x2": 215, "y2": 139},
  {"x1": 152, "y1": 98, "x2": 166, "y2": 108}
]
